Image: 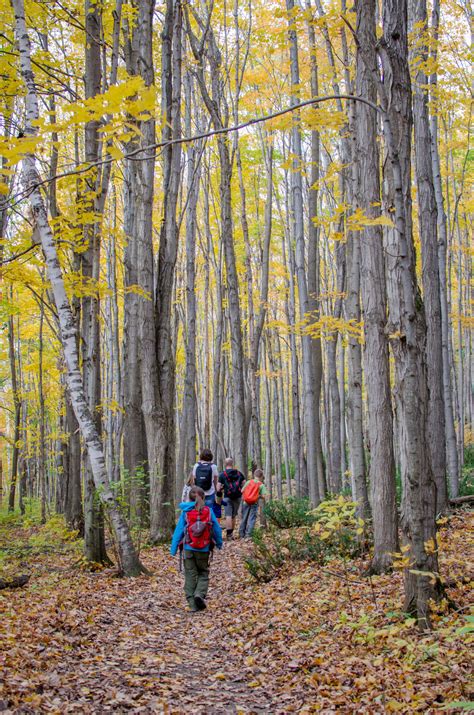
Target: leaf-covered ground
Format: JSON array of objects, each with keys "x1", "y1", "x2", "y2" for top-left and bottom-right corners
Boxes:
[{"x1": 0, "y1": 511, "x2": 472, "y2": 713}]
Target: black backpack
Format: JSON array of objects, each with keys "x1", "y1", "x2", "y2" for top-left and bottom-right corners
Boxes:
[
  {"x1": 194, "y1": 462, "x2": 213, "y2": 491},
  {"x1": 222, "y1": 470, "x2": 243, "y2": 500}
]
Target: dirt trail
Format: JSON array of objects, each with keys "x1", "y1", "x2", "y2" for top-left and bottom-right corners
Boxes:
[
  {"x1": 2, "y1": 513, "x2": 473, "y2": 713},
  {"x1": 1, "y1": 541, "x2": 277, "y2": 713}
]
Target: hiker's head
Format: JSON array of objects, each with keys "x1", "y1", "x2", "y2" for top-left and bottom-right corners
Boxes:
[
  {"x1": 189, "y1": 486, "x2": 205, "y2": 509},
  {"x1": 254, "y1": 468, "x2": 264, "y2": 481},
  {"x1": 224, "y1": 457, "x2": 233, "y2": 469},
  {"x1": 200, "y1": 448, "x2": 213, "y2": 462}
]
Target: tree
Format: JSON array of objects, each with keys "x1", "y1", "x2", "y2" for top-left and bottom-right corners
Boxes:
[
  {"x1": 379, "y1": 0, "x2": 442, "y2": 623},
  {"x1": 355, "y1": 0, "x2": 398, "y2": 570},
  {"x1": 11, "y1": 0, "x2": 144, "y2": 577}
]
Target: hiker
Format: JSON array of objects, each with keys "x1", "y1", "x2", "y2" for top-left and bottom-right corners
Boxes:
[
  {"x1": 212, "y1": 482, "x2": 224, "y2": 520},
  {"x1": 170, "y1": 486, "x2": 223, "y2": 612},
  {"x1": 239, "y1": 468, "x2": 267, "y2": 539},
  {"x1": 192, "y1": 448, "x2": 219, "y2": 508},
  {"x1": 181, "y1": 473, "x2": 194, "y2": 502},
  {"x1": 218, "y1": 457, "x2": 245, "y2": 540}
]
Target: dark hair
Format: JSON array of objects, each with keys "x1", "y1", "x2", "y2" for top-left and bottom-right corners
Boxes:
[
  {"x1": 200, "y1": 448, "x2": 213, "y2": 462},
  {"x1": 254, "y1": 468, "x2": 264, "y2": 481},
  {"x1": 189, "y1": 486, "x2": 205, "y2": 510}
]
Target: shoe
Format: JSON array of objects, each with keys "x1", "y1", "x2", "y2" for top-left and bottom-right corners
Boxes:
[{"x1": 194, "y1": 595, "x2": 207, "y2": 611}]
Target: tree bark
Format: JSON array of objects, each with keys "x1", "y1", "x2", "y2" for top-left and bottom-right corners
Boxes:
[
  {"x1": 378, "y1": 0, "x2": 442, "y2": 624},
  {"x1": 286, "y1": 0, "x2": 320, "y2": 505},
  {"x1": 7, "y1": 312, "x2": 21, "y2": 512},
  {"x1": 177, "y1": 68, "x2": 200, "y2": 489},
  {"x1": 429, "y1": 0, "x2": 459, "y2": 497},
  {"x1": 150, "y1": 0, "x2": 182, "y2": 540},
  {"x1": 122, "y1": 5, "x2": 149, "y2": 521},
  {"x1": 82, "y1": 0, "x2": 108, "y2": 565},
  {"x1": 11, "y1": 0, "x2": 144, "y2": 577},
  {"x1": 355, "y1": 0, "x2": 398, "y2": 569},
  {"x1": 408, "y1": 0, "x2": 448, "y2": 514}
]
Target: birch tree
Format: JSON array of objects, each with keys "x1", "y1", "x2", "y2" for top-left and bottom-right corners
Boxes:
[{"x1": 10, "y1": 0, "x2": 144, "y2": 577}]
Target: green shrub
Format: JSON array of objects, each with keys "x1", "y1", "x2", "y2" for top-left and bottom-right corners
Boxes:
[
  {"x1": 245, "y1": 497, "x2": 365, "y2": 583},
  {"x1": 263, "y1": 496, "x2": 314, "y2": 529},
  {"x1": 460, "y1": 445, "x2": 474, "y2": 497}
]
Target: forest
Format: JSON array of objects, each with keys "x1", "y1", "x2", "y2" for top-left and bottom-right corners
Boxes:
[{"x1": 0, "y1": 0, "x2": 472, "y2": 710}]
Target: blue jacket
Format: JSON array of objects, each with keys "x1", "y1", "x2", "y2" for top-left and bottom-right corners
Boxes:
[{"x1": 170, "y1": 501, "x2": 223, "y2": 556}]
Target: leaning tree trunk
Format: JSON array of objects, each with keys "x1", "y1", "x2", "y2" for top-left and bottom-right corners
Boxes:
[
  {"x1": 408, "y1": 0, "x2": 448, "y2": 514},
  {"x1": 378, "y1": 0, "x2": 443, "y2": 624},
  {"x1": 11, "y1": 0, "x2": 144, "y2": 577},
  {"x1": 355, "y1": 0, "x2": 398, "y2": 570}
]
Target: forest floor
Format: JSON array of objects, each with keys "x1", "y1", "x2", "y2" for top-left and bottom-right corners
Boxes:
[{"x1": 0, "y1": 509, "x2": 473, "y2": 714}]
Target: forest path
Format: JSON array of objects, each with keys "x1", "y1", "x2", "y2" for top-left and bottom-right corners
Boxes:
[
  {"x1": 1, "y1": 538, "x2": 279, "y2": 713},
  {"x1": 1, "y1": 513, "x2": 473, "y2": 713}
]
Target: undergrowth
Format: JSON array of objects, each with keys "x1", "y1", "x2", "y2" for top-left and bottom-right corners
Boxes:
[
  {"x1": 246, "y1": 497, "x2": 364, "y2": 582},
  {"x1": 0, "y1": 505, "x2": 81, "y2": 578}
]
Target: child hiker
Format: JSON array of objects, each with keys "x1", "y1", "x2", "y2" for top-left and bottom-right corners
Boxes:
[
  {"x1": 170, "y1": 486, "x2": 223, "y2": 612},
  {"x1": 181, "y1": 472, "x2": 194, "y2": 502},
  {"x1": 239, "y1": 468, "x2": 267, "y2": 538}
]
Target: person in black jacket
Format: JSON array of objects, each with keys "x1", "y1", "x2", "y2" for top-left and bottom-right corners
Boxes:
[{"x1": 218, "y1": 457, "x2": 245, "y2": 540}]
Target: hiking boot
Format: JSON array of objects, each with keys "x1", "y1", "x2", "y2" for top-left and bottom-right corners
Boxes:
[{"x1": 194, "y1": 595, "x2": 207, "y2": 611}]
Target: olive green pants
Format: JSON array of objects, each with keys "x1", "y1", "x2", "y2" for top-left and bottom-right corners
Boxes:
[{"x1": 183, "y1": 550, "x2": 210, "y2": 610}]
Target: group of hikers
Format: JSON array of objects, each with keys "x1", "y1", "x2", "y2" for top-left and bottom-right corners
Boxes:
[{"x1": 170, "y1": 449, "x2": 267, "y2": 612}]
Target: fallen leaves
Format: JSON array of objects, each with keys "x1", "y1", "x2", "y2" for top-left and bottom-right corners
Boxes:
[{"x1": 0, "y1": 511, "x2": 472, "y2": 712}]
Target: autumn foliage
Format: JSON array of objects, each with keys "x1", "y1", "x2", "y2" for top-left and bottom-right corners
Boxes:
[{"x1": 0, "y1": 507, "x2": 472, "y2": 712}]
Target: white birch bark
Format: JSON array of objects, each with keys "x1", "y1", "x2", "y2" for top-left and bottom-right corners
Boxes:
[{"x1": 11, "y1": 0, "x2": 144, "y2": 576}]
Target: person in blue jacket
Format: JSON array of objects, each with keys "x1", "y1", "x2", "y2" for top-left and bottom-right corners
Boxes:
[{"x1": 170, "y1": 486, "x2": 223, "y2": 612}]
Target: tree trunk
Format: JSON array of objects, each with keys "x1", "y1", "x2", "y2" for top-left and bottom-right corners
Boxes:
[
  {"x1": 122, "y1": 5, "x2": 150, "y2": 521},
  {"x1": 38, "y1": 290, "x2": 47, "y2": 523},
  {"x1": 11, "y1": 0, "x2": 144, "y2": 577},
  {"x1": 379, "y1": 0, "x2": 442, "y2": 624},
  {"x1": 429, "y1": 0, "x2": 459, "y2": 497},
  {"x1": 150, "y1": 0, "x2": 182, "y2": 540},
  {"x1": 286, "y1": 0, "x2": 321, "y2": 505},
  {"x1": 305, "y1": 0, "x2": 326, "y2": 501},
  {"x1": 408, "y1": 0, "x2": 448, "y2": 514},
  {"x1": 177, "y1": 69, "x2": 200, "y2": 489},
  {"x1": 82, "y1": 0, "x2": 108, "y2": 565},
  {"x1": 7, "y1": 312, "x2": 20, "y2": 512},
  {"x1": 355, "y1": 0, "x2": 398, "y2": 570},
  {"x1": 345, "y1": 229, "x2": 369, "y2": 517},
  {"x1": 64, "y1": 393, "x2": 84, "y2": 535}
]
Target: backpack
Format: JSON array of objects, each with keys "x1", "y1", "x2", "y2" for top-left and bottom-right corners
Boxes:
[
  {"x1": 223, "y1": 470, "x2": 243, "y2": 500},
  {"x1": 194, "y1": 462, "x2": 213, "y2": 491},
  {"x1": 243, "y1": 480, "x2": 261, "y2": 505},
  {"x1": 185, "y1": 506, "x2": 212, "y2": 549}
]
